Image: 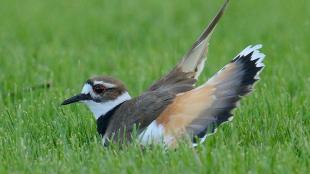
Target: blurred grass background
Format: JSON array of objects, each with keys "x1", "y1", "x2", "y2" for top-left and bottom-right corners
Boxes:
[{"x1": 0, "y1": 0, "x2": 309, "y2": 173}]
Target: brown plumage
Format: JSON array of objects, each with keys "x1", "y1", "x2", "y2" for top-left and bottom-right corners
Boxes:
[
  {"x1": 62, "y1": 0, "x2": 266, "y2": 148},
  {"x1": 105, "y1": 0, "x2": 231, "y2": 144},
  {"x1": 156, "y1": 45, "x2": 265, "y2": 146}
]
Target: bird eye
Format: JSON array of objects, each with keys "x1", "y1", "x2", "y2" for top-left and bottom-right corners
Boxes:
[{"x1": 93, "y1": 84, "x2": 106, "y2": 94}]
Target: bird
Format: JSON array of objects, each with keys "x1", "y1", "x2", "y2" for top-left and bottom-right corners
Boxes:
[{"x1": 61, "y1": 0, "x2": 265, "y2": 148}]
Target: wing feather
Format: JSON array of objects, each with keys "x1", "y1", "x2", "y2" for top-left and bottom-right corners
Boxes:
[{"x1": 148, "y1": 0, "x2": 229, "y2": 91}]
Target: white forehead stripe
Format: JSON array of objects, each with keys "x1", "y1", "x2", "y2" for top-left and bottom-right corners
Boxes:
[
  {"x1": 93, "y1": 81, "x2": 116, "y2": 88},
  {"x1": 81, "y1": 84, "x2": 92, "y2": 94}
]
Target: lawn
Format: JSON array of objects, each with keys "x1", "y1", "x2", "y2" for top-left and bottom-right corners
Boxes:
[{"x1": 0, "y1": 0, "x2": 309, "y2": 173}]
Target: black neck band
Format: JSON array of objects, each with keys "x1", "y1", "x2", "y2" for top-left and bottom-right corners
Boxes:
[{"x1": 96, "y1": 102, "x2": 124, "y2": 137}]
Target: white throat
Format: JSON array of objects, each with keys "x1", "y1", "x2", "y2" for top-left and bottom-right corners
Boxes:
[{"x1": 83, "y1": 92, "x2": 131, "y2": 120}]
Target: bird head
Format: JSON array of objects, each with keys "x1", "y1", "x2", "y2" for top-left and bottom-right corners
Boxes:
[{"x1": 62, "y1": 76, "x2": 131, "y2": 119}]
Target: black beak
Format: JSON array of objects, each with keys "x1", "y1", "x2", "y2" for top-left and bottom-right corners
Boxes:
[{"x1": 61, "y1": 93, "x2": 92, "y2": 105}]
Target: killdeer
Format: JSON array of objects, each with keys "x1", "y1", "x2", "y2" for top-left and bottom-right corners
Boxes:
[{"x1": 62, "y1": 0, "x2": 265, "y2": 147}]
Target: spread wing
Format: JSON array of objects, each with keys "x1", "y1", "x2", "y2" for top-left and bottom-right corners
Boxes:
[{"x1": 148, "y1": 0, "x2": 229, "y2": 91}]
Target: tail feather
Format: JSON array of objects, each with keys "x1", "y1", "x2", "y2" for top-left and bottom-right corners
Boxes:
[
  {"x1": 191, "y1": 45, "x2": 265, "y2": 145},
  {"x1": 153, "y1": 45, "x2": 265, "y2": 147}
]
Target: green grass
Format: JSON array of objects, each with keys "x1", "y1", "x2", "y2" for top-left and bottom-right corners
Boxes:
[{"x1": 0, "y1": 0, "x2": 309, "y2": 173}]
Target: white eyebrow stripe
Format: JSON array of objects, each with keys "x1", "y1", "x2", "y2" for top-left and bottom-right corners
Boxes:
[{"x1": 93, "y1": 81, "x2": 117, "y2": 88}]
